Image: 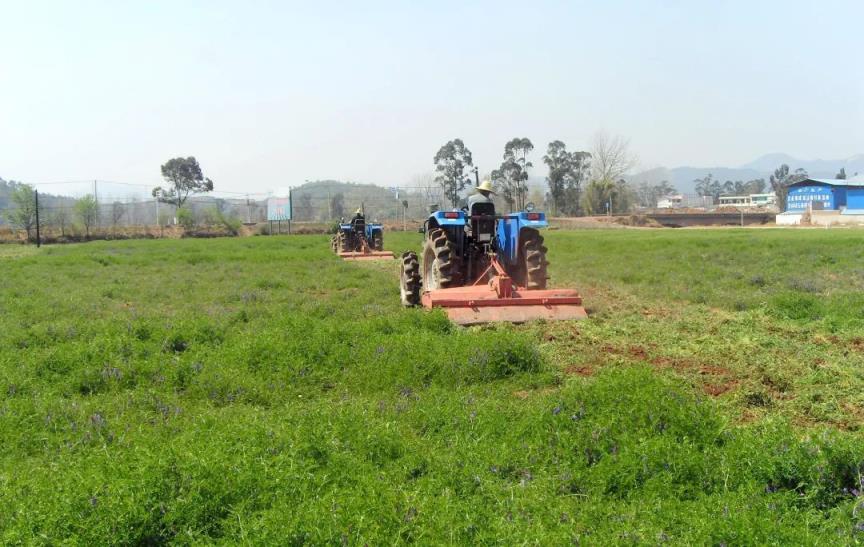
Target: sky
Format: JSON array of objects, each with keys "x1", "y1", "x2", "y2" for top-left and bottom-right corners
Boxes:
[{"x1": 1, "y1": 0, "x2": 862, "y2": 197}]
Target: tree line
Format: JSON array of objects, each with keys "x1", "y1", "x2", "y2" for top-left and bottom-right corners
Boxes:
[
  {"x1": 3, "y1": 157, "x2": 224, "y2": 242},
  {"x1": 693, "y1": 175, "x2": 769, "y2": 203},
  {"x1": 432, "y1": 136, "x2": 841, "y2": 214},
  {"x1": 432, "y1": 133, "x2": 644, "y2": 216},
  {"x1": 695, "y1": 165, "x2": 824, "y2": 208},
  {"x1": 2, "y1": 183, "x2": 101, "y2": 241}
]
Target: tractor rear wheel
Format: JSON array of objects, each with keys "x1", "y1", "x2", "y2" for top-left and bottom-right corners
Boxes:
[
  {"x1": 423, "y1": 228, "x2": 458, "y2": 290},
  {"x1": 400, "y1": 251, "x2": 421, "y2": 306},
  {"x1": 519, "y1": 228, "x2": 549, "y2": 289},
  {"x1": 373, "y1": 232, "x2": 384, "y2": 251},
  {"x1": 336, "y1": 231, "x2": 347, "y2": 253}
]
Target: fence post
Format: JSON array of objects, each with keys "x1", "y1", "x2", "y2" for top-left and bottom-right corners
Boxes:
[{"x1": 34, "y1": 190, "x2": 41, "y2": 248}]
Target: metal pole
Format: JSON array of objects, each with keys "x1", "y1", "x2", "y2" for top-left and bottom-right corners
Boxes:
[
  {"x1": 34, "y1": 190, "x2": 41, "y2": 247},
  {"x1": 93, "y1": 180, "x2": 98, "y2": 229}
]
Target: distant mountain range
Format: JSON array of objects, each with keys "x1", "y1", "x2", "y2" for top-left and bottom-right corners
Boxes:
[{"x1": 629, "y1": 154, "x2": 864, "y2": 195}]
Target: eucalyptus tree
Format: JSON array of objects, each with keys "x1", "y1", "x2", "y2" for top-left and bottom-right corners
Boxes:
[{"x1": 433, "y1": 139, "x2": 474, "y2": 208}]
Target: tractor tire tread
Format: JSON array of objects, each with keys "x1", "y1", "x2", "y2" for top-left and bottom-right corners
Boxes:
[
  {"x1": 522, "y1": 229, "x2": 549, "y2": 290},
  {"x1": 424, "y1": 228, "x2": 459, "y2": 289},
  {"x1": 400, "y1": 251, "x2": 422, "y2": 306}
]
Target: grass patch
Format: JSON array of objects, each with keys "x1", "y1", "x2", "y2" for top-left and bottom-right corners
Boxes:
[{"x1": 2, "y1": 231, "x2": 864, "y2": 542}]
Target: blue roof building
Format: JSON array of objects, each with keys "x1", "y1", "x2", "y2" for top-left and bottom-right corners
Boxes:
[
  {"x1": 785, "y1": 178, "x2": 864, "y2": 211},
  {"x1": 779, "y1": 176, "x2": 864, "y2": 224}
]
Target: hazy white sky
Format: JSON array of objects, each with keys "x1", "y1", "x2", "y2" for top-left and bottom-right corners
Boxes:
[{"x1": 1, "y1": 0, "x2": 862, "y2": 196}]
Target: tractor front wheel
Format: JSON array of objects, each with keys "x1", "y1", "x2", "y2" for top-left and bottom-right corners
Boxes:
[
  {"x1": 422, "y1": 228, "x2": 458, "y2": 290},
  {"x1": 400, "y1": 251, "x2": 421, "y2": 306},
  {"x1": 336, "y1": 231, "x2": 347, "y2": 253}
]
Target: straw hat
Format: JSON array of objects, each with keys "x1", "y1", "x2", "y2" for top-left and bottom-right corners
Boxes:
[{"x1": 476, "y1": 180, "x2": 496, "y2": 194}]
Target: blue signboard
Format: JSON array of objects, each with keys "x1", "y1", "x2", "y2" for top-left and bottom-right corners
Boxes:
[
  {"x1": 786, "y1": 186, "x2": 835, "y2": 211},
  {"x1": 267, "y1": 196, "x2": 292, "y2": 220}
]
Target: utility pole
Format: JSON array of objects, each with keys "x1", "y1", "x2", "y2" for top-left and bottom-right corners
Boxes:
[
  {"x1": 327, "y1": 187, "x2": 332, "y2": 221},
  {"x1": 93, "y1": 180, "x2": 99, "y2": 228},
  {"x1": 34, "y1": 190, "x2": 41, "y2": 248},
  {"x1": 246, "y1": 194, "x2": 251, "y2": 224}
]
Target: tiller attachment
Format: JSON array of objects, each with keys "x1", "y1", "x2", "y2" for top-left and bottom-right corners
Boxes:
[
  {"x1": 421, "y1": 258, "x2": 586, "y2": 325},
  {"x1": 339, "y1": 239, "x2": 395, "y2": 261}
]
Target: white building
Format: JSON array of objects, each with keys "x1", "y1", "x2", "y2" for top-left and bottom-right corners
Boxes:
[
  {"x1": 656, "y1": 194, "x2": 715, "y2": 209},
  {"x1": 718, "y1": 193, "x2": 776, "y2": 208},
  {"x1": 657, "y1": 194, "x2": 683, "y2": 208}
]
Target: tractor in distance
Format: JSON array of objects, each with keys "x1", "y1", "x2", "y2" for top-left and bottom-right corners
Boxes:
[{"x1": 330, "y1": 211, "x2": 394, "y2": 261}]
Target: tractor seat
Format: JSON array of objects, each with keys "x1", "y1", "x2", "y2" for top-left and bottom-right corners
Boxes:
[
  {"x1": 470, "y1": 202, "x2": 495, "y2": 217},
  {"x1": 469, "y1": 202, "x2": 496, "y2": 242}
]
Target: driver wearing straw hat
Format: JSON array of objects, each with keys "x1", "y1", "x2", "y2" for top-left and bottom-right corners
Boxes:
[{"x1": 468, "y1": 180, "x2": 496, "y2": 210}]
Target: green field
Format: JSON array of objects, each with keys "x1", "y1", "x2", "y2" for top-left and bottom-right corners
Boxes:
[{"x1": 3, "y1": 229, "x2": 864, "y2": 544}]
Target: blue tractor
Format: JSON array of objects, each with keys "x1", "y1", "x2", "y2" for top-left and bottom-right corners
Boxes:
[
  {"x1": 399, "y1": 201, "x2": 585, "y2": 324},
  {"x1": 331, "y1": 217, "x2": 394, "y2": 260}
]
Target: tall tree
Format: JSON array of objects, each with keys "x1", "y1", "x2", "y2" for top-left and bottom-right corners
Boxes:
[
  {"x1": 412, "y1": 172, "x2": 441, "y2": 211},
  {"x1": 585, "y1": 132, "x2": 636, "y2": 215},
  {"x1": 591, "y1": 132, "x2": 637, "y2": 184},
  {"x1": 4, "y1": 183, "x2": 40, "y2": 241},
  {"x1": 544, "y1": 142, "x2": 592, "y2": 216},
  {"x1": 433, "y1": 139, "x2": 473, "y2": 208},
  {"x1": 583, "y1": 178, "x2": 635, "y2": 215},
  {"x1": 744, "y1": 178, "x2": 766, "y2": 194},
  {"x1": 75, "y1": 195, "x2": 99, "y2": 239},
  {"x1": 330, "y1": 192, "x2": 345, "y2": 220},
  {"x1": 110, "y1": 201, "x2": 126, "y2": 236},
  {"x1": 51, "y1": 206, "x2": 71, "y2": 237},
  {"x1": 770, "y1": 164, "x2": 808, "y2": 211},
  {"x1": 636, "y1": 180, "x2": 676, "y2": 208},
  {"x1": 503, "y1": 138, "x2": 533, "y2": 210},
  {"x1": 694, "y1": 174, "x2": 724, "y2": 203},
  {"x1": 152, "y1": 157, "x2": 214, "y2": 209},
  {"x1": 543, "y1": 141, "x2": 570, "y2": 215},
  {"x1": 563, "y1": 151, "x2": 591, "y2": 216},
  {"x1": 490, "y1": 161, "x2": 519, "y2": 211}
]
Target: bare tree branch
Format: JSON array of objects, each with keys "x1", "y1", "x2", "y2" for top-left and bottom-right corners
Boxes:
[{"x1": 591, "y1": 132, "x2": 637, "y2": 183}]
